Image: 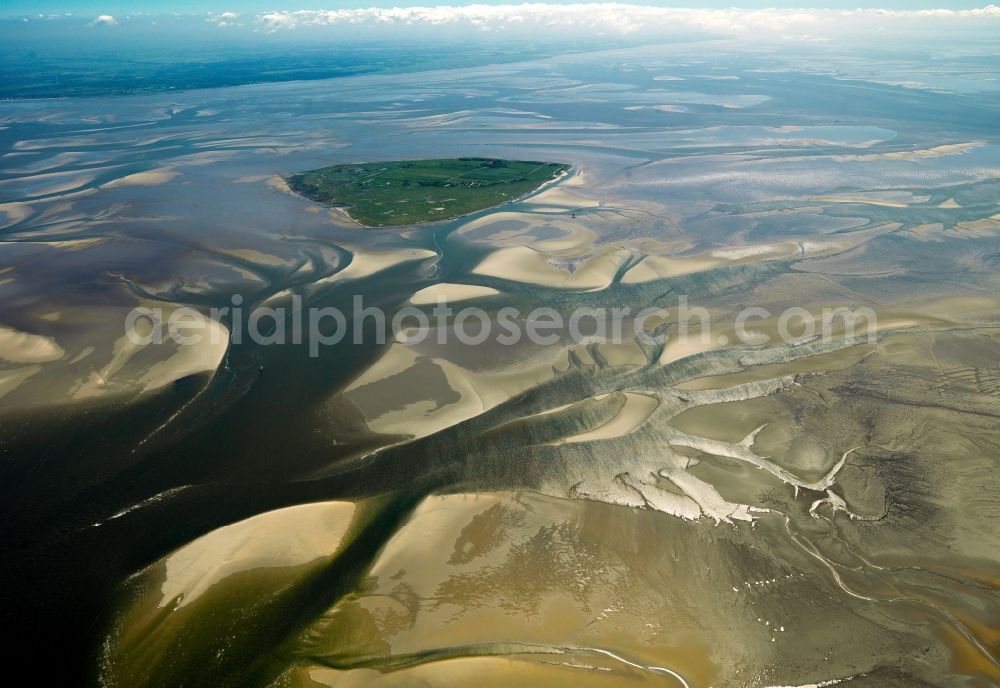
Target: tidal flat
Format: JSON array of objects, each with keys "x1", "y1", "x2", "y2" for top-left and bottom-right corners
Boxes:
[{"x1": 1, "y1": 40, "x2": 999, "y2": 688}]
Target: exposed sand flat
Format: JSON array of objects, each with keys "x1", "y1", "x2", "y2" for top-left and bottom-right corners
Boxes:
[
  {"x1": 658, "y1": 311, "x2": 934, "y2": 377},
  {"x1": 454, "y1": 211, "x2": 531, "y2": 237},
  {"x1": 137, "y1": 317, "x2": 229, "y2": 393},
  {"x1": 742, "y1": 205, "x2": 826, "y2": 218},
  {"x1": 939, "y1": 198, "x2": 961, "y2": 208},
  {"x1": 622, "y1": 253, "x2": 726, "y2": 284},
  {"x1": 10, "y1": 50, "x2": 1000, "y2": 688},
  {"x1": 256, "y1": 288, "x2": 298, "y2": 311},
  {"x1": 710, "y1": 244, "x2": 781, "y2": 260},
  {"x1": 72, "y1": 367, "x2": 126, "y2": 401},
  {"x1": 654, "y1": 308, "x2": 911, "y2": 371},
  {"x1": 0, "y1": 151, "x2": 82, "y2": 175},
  {"x1": 490, "y1": 107, "x2": 552, "y2": 118},
  {"x1": 908, "y1": 295, "x2": 1000, "y2": 322},
  {"x1": 323, "y1": 206, "x2": 361, "y2": 227},
  {"x1": 36, "y1": 200, "x2": 79, "y2": 221},
  {"x1": 433, "y1": 349, "x2": 575, "y2": 417},
  {"x1": 0, "y1": 325, "x2": 65, "y2": 363},
  {"x1": 329, "y1": 491, "x2": 723, "y2": 684},
  {"x1": 409, "y1": 283, "x2": 500, "y2": 305},
  {"x1": 901, "y1": 221, "x2": 997, "y2": 242},
  {"x1": 526, "y1": 185, "x2": 601, "y2": 210},
  {"x1": 811, "y1": 195, "x2": 909, "y2": 208},
  {"x1": 367, "y1": 493, "x2": 510, "y2": 587},
  {"x1": 835, "y1": 141, "x2": 984, "y2": 162},
  {"x1": 477, "y1": 121, "x2": 618, "y2": 130},
  {"x1": 225, "y1": 248, "x2": 298, "y2": 267},
  {"x1": 71, "y1": 307, "x2": 228, "y2": 399},
  {"x1": 159, "y1": 501, "x2": 357, "y2": 608},
  {"x1": 325, "y1": 247, "x2": 436, "y2": 283},
  {"x1": 7, "y1": 50, "x2": 996, "y2": 688},
  {"x1": 596, "y1": 339, "x2": 648, "y2": 367},
  {"x1": 267, "y1": 174, "x2": 297, "y2": 196},
  {"x1": 0, "y1": 201, "x2": 33, "y2": 224},
  {"x1": 343, "y1": 341, "x2": 573, "y2": 439},
  {"x1": 354, "y1": 356, "x2": 490, "y2": 438},
  {"x1": 102, "y1": 168, "x2": 179, "y2": 188},
  {"x1": 659, "y1": 330, "x2": 726, "y2": 365},
  {"x1": 343, "y1": 344, "x2": 468, "y2": 436},
  {"x1": 558, "y1": 392, "x2": 660, "y2": 444},
  {"x1": 523, "y1": 205, "x2": 569, "y2": 214},
  {"x1": 676, "y1": 342, "x2": 876, "y2": 392},
  {"x1": 904, "y1": 223, "x2": 944, "y2": 239},
  {"x1": 171, "y1": 150, "x2": 241, "y2": 167},
  {"x1": 710, "y1": 240, "x2": 841, "y2": 262},
  {"x1": 70, "y1": 346, "x2": 94, "y2": 364},
  {"x1": 953, "y1": 218, "x2": 1000, "y2": 236},
  {"x1": 192, "y1": 137, "x2": 303, "y2": 149},
  {"x1": 15, "y1": 186, "x2": 98, "y2": 206},
  {"x1": 18, "y1": 172, "x2": 100, "y2": 198},
  {"x1": 473, "y1": 245, "x2": 627, "y2": 290},
  {"x1": 346, "y1": 343, "x2": 426, "y2": 397},
  {"x1": 12, "y1": 136, "x2": 102, "y2": 151},
  {"x1": 233, "y1": 174, "x2": 274, "y2": 184},
  {"x1": 457, "y1": 212, "x2": 599, "y2": 252},
  {"x1": 763, "y1": 678, "x2": 852, "y2": 688},
  {"x1": 403, "y1": 110, "x2": 474, "y2": 128},
  {"x1": 0, "y1": 364, "x2": 42, "y2": 400}
]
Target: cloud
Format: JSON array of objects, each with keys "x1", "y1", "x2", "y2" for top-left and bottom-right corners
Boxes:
[
  {"x1": 253, "y1": 4, "x2": 1000, "y2": 37},
  {"x1": 91, "y1": 14, "x2": 118, "y2": 27},
  {"x1": 209, "y1": 11, "x2": 241, "y2": 27},
  {"x1": 258, "y1": 11, "x2": 298, "y2": 31}
]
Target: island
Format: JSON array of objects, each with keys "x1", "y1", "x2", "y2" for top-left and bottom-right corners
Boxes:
[{"x1": 286, "y1": 157, "x2": 568, "y2": 227}]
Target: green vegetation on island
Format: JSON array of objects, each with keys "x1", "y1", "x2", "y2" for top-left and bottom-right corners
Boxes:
[{"x1": 287, "y1": 158, "x2": 568, "y2": 227}]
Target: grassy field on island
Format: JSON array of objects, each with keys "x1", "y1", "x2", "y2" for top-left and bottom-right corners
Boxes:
[{"x1": 287, "y1": 158, "x2": 568, "y2": 227}]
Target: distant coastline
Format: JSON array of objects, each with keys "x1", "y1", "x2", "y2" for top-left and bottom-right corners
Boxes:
[{"x1": 0, "y1": 40, "x2": 631, "y2": 100}]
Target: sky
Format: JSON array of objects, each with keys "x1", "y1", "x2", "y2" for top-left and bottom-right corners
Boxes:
[
  {"x1": 2, "y1": 0, "x2": 997, "y2": 16},
  {"x1": 3, "y1": 2, "x2": 998, "y2": 47}
]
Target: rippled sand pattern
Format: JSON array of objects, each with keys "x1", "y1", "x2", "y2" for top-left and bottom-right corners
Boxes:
[{"x1": 1, "y1": 41, "x2": 999, "y2": 688}]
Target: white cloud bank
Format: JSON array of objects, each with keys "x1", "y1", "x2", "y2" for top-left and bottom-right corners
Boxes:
[
  {"x1": 209, "y1": 11, "x2": 241, "y2": 27},
  {"x1": 254, "y1": 4, "x2": 1000, "y2": 36},
  {"x1": 91, "y1": 14, "x2": 118, "y2": 27}
]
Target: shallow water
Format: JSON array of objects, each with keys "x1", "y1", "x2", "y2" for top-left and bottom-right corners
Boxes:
[{"x1": 1, "y1": 41, "x2": 999, "y2": 687}]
